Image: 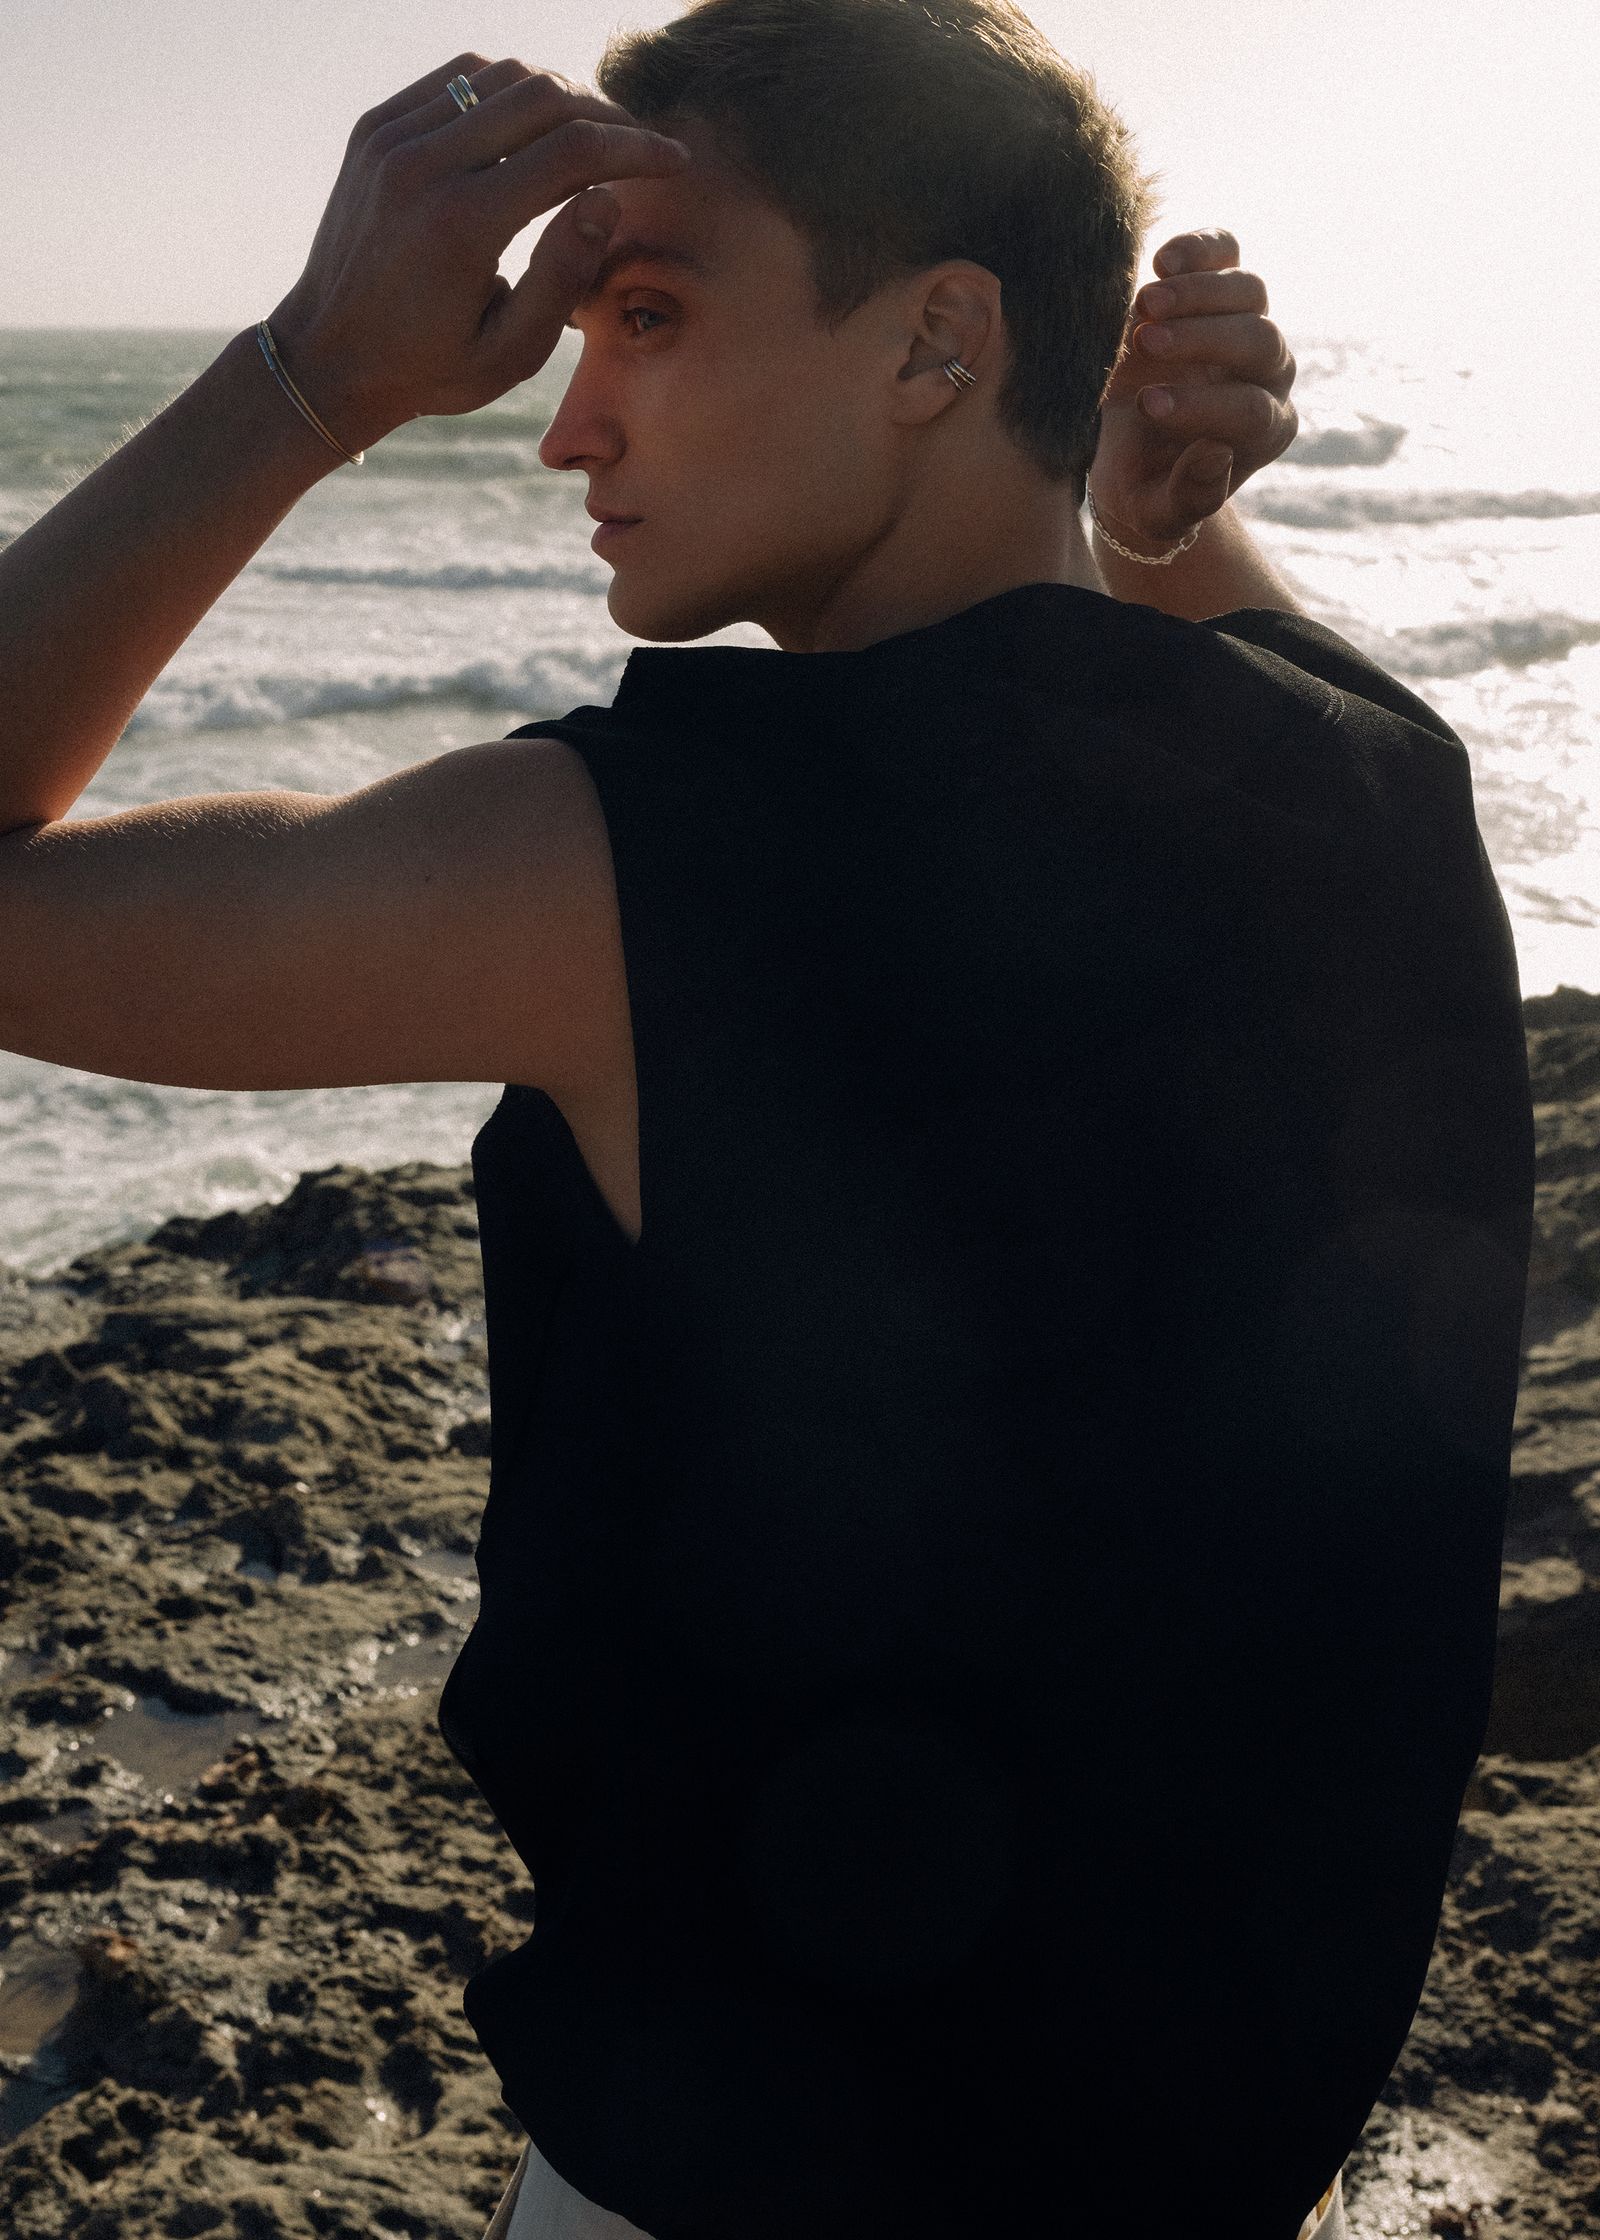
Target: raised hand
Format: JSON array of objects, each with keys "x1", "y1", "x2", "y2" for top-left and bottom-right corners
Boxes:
[
  {"x1": 266, "y1": 55, "x2": 690, "y2": 453},
  {"x1": 1088, "y1": 230, "x2": 1299, "y2": 557}
]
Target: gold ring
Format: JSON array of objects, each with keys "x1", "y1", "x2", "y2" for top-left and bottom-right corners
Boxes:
[{"x1": 446, "y1": 74, "x2": 480, "y2": 113}]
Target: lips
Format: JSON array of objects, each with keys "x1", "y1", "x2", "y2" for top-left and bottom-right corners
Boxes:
[
  {"x1": 587, "y1": 509, "x2": 642, "y2": 525},
  {"x1": 591, "y1": 515, "x2": 642, "y2": 552}
]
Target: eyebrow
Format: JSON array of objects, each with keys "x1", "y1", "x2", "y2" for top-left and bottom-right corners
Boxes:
[{"x1": 567, "y1": 240, "x2": 710, "y2": 322}]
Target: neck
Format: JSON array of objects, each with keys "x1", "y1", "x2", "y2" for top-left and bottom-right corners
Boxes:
[{"x1": 758, "y1": 457, "x2": 1110, "y2": 654}]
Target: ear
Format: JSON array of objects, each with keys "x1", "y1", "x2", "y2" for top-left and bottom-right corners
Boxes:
[{"x1": 885, "y1": 261, "x2": 1001, "y2": 427}]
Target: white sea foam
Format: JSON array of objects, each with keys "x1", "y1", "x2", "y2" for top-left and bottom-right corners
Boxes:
[
  {"x1": 357, "y1": 437, "x2": 549, "y2": 479},
  {"x1": 1282, "y1": 414, "x2": 1409, "y2": 469},
  {"x1": 124, "y1": 645, "x2": 629, "y2": 735},
  {"x1": 256, "y1": 557, "x2": 604, "y2": 594},
  {"x1": 1241, "y1": 486, "x2": 1600, "y2": 529},
  {"x1": 1333, "y1": 612, "x2": 1600, "y2": 681}
]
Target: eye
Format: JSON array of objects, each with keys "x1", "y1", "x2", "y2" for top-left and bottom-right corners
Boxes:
[{"x1": 619, "y1": 303, "x2": 670, "y2": 337}]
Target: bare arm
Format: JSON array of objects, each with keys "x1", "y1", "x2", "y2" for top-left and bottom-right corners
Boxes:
[
  {"x1": 0, "y1": 737, "x2": 608, "y2": 1093},
  {"x1": 1089, "y1": 498, "x2": 1306, "y2": 623},
  {"x1": 0, "y1": 331, "x2": 340, "y2": 835}
]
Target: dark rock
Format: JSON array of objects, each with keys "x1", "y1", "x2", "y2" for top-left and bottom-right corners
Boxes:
[
  {"x1": 167, "y1": 2204, "x2": 228, "y2": 2235},
  {"x1": 135, "y1": 1162, "x2": 479, "y2": 1305},
  {"x1": 28, "y1": 1476, "x2": 115, "y2": 1521},
  {"x1": 448, "y1": 1415, "x2": 493, "y2": 1457},
  {"x1": 1523, "y1": 984, "x2": 1600, "y2": 1031},
  {"x1": 11, "y1": 1674, "x2": 120, "y2": 1728},
  {"x1": 377, "y1": 2030, "x2": 445, "y2": 2129},
  {"x1": 336, "y1": 1245, "x2": 434, "y2": 1306},
  {"x1": 52, "y1": 1369, "x2": 183, "y2": 1460},
  {"x1": 93, "y1": 1307, "x2": 252, "y2": 1375},
  {"x1": 1487, "y1": 1588, "x2": 1600, "y2": 1760}
]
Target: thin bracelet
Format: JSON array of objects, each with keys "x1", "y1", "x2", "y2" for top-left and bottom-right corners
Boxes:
[
  {"x1": 1085, "y1": 483, "x2": 1200, "y2": 567},
  {"x1": 255, "y1": 319, "x2": 365, "y2": 467}
]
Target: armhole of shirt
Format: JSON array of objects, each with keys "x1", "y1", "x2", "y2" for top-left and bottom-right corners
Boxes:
[{"x1": 499, "y1": 709, "x2": 696, "y2": 1263}]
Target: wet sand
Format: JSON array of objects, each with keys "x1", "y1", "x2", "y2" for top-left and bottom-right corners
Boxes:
[{"x1": 2, "y1": 997, "x2": 1599, "y2": 2237}]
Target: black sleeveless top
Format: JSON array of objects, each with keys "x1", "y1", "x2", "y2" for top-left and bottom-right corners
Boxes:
[{"x1": 437, "y1": 582, "x2": 1534, "y2": 2240}]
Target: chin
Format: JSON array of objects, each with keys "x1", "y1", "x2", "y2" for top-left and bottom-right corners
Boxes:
[{"x1": 605, "y1": 567, "x2": 753, "y2": 645}]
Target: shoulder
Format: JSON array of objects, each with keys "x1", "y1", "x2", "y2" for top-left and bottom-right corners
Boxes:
[
  {"x1": 0, "y1": 729, "x2": 628, "y2": 1097},
  {"x1": 459, "y1": 729, "x2": 617, "y2": 903},
  {"x1": 1202, "y1": 607, "x2": 1461, "y2": 747},
  {"x1": 443, "y1": 731, "x2": 629, "y2": 1098}
]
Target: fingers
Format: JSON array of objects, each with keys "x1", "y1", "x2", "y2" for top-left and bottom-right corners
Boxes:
[
  {"x1": 1171, "y1": 440, "x2": 1237, "y2": 512},
  {"x1": 1134, "y1": 267, "x2": 1268, "y2": 324},
  {"x1": 478, "y1": 117, "x2": 691, "y2": 235},
  {"x1": 483, "y1": 189, "x2": 623, "y2": 378},
  {"x1": 411, "y1": 63, "x2": 658, "y2": 164},
  {"x1": 400, "y1": 56, "x2": 546, "y2": 139},
  {"x1": 1152, "y1": 228, "x2": 1241, "y2": 278},
  {"x1": 350, "y1": 53, "x2": 495, "y2": 141},
  {"x1": 1137, "y1": 377, "x2": 1297, "y2": 458},
  {"x1": 1134, "y1": 311, "x2": 1293, "y2": 390}
]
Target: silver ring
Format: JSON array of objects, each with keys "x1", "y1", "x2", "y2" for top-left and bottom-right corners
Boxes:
[
  {"x1": 446, "y1": 74, "x2": 481, "y2": 113},
  {"x1": 942, "y1": 357, "x2": 977, "y2": 392}
]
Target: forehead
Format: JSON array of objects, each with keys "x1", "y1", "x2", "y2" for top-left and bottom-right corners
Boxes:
[{"x1": 581, "y1": 117, "x2": 809, "y2": 297}]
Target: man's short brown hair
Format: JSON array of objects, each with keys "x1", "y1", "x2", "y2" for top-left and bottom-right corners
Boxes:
[{"x1": 597, "y1": 0, "x2": 1162, "y2": 505}]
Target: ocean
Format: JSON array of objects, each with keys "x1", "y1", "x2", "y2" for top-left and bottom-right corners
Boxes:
[{"x1": 0, "y1": 324, "x2": 1596, "y2": 1278}]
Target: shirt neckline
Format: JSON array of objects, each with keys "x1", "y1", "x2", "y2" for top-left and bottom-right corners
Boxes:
[{"x1": 610, "y1": 580, "x2": 1143, "y2": 716}]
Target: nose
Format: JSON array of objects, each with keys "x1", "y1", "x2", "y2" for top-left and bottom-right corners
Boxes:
[{"x1": 537, "y1": 350, "x2": 622, "y2": 476}]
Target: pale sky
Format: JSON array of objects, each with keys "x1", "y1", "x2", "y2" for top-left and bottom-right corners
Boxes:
[{"x1": 0, "y1": 0, "x2": 1590, "y2": 360}]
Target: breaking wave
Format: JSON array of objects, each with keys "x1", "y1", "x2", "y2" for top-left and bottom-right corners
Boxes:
[
  {"x1": 255, "y1": 556, "x2": 603, "y2": 594},
  {"x1": 1240, "y1": 485, "x2": 1600, "y2": 530},
  {"x1": 125, "y1": 645, "x2": 630, "y2": 735},
  {"x1": 1332, "y1": 611, "x2": 1600, "y2": 680},
  {"x1": 1286, "y1": 416, "x2": 1409, "y2": 468}
]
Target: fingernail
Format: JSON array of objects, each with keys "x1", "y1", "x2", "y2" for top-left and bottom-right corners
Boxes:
[
  {"x1": 1142, "y1": 387, "x2": 1175, "y2": 417},
  {"x1": 1142, "y1": 284, "x2": 1175, "y2": 319},
  {"x1": 577, "y1": 196, "x2": 618, "y2": 243}
]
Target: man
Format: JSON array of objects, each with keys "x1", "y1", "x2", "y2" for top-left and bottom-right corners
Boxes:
[{"x1": 0, "y1": 7, "x2": 1533, "y2": 2237}]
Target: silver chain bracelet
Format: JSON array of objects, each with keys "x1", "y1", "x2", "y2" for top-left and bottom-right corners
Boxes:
[{"x1": 1085, "y1": 484, "x2": 1202, "y2": 567}]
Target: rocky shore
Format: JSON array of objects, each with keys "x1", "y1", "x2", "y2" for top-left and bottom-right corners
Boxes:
[{"x1": 3, "y1": 993, "x2": 1600, "y2": 2239}]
